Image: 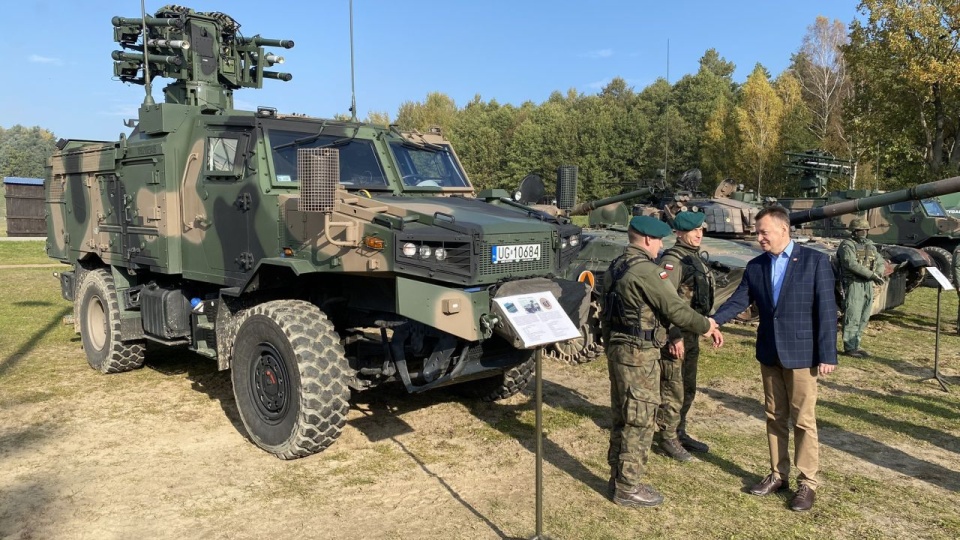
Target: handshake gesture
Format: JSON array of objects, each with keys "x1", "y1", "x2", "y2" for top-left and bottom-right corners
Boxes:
[{"x1": 702, "y1": 317, "x2": 724, "y2": 348}]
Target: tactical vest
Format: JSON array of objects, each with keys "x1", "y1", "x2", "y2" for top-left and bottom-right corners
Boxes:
[
  {"x1": 839, "y1": 239, "x2": 879, "y2": 284},
  {"x1": 601, "y1": 253, "x2": 661, "y2": 343},
  {"x1": 662, "y1": 246, "x2": 715, "y2": 316}
]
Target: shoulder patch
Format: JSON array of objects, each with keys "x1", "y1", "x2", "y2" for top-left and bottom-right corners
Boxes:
[
  {"x1": 659, "y1": 271, "x2": 669, "y2": 279},
  {"x1": 664, "y1": 263, "x2": 674, "y2": 271}
]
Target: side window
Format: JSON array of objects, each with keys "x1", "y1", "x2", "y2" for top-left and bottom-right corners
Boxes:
[
  {"x1": 888, "y1": 201, "x2": 912, "y2": 214},
  {"x1": 206, "y1": 135, "x2": 247, "y2": 176}
]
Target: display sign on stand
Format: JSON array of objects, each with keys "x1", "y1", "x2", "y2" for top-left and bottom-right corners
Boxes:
[{"x1": 924, "y1": 267, "x2": 952, "y2": 392}]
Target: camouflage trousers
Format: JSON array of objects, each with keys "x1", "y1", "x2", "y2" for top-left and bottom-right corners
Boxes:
[
  {"x1": 842, "y1": 280, "x2": 873, "y2": 352},
  {"x1": 606, "y1": 342, "x2": 660, "y2": 490},
  {"x1": 657, "y1": 331, "x2": 700, "y2": 439}
]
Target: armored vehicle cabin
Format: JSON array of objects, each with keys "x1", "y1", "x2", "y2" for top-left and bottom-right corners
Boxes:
[{"x1": 46, "y1": 6, "x2": 587, "y2": 459}]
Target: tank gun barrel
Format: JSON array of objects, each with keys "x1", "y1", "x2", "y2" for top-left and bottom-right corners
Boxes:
[
  {"x1": 567, "y1": 187, "x2": 656, "y2": 216},
  {"x1": 789, "y1": 175, "x2": 960, "y2": 225}
]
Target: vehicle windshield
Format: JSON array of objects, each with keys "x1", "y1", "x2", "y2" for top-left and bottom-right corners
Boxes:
[
  {"x1": 922, "y1": 198, "x2": 947, "y2": 217},
  {"x1": 389, "y1": 141, "x2": 470, "y2": 189},
  {"x1": 267, "y1": 129, "x2": 388, "y2": 189}
]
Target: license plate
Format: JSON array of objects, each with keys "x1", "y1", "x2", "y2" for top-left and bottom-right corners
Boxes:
[{"x1": 492, "y1": 243, "x2": 541, "y2": 264}]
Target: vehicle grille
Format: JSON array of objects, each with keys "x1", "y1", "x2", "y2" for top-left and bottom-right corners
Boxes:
[{"x1": 477, "y1": 239, "x2": 553, "y2": 277}]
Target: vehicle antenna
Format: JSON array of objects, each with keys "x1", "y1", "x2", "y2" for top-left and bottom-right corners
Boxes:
[
  {"x1": 349, "y1": 0, "x2": 358, "y2": 122},
  {"x1": 140, "y1": 0, "x2": 155, "y2": 106}
]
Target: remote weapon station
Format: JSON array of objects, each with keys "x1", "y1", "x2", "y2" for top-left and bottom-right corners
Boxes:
[{"x1": 46, "y1": 6, "x2": 587, "y2": 459}]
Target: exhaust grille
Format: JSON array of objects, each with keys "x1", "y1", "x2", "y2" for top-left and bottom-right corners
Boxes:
[{"x1": 298, "y1": 148, "x2": 338, "y2": 213}]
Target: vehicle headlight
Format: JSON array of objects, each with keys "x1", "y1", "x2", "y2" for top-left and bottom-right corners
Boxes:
[
  {"x1": 402, "y1": 242, "x2": 417, "y2": 257},
  {"x1": 561, "y1": 238, "x2": 569, "y2": 249},
  {"x1": 434, "y1": 247, "x2": 447, "y2": 261},
  {"x1": 569, "y1": 234, "x2": 580, "y2": 247},
  {"x1": 419, "y1": 245, "x2": 432, "y2": 259}
]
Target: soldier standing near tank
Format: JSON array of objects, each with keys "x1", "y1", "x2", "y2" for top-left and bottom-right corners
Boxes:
[
  {"x1": 601, "y1": 215, "x2": 722, "y2": 508},
  {"x1": 656, "y1": 211, "x2": 715, "y2": 462},
  {"x1": 838, "y1": 218, "x2": 885, "y2": 358}
]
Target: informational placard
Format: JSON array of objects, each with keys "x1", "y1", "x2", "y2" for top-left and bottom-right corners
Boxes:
[
  {"x1": 493, "y1": 291, "x2": 581, "y2": 348},
  {"x1": 927, "y1": 266, "x2": 955, "y2": 290}
]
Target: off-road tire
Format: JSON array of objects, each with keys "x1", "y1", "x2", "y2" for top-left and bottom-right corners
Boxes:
[
  {"x1": 453, "y1": 352, "x2": 536, "y2": 402},
  {"x1": 77, "y1": 268, "x2": 145, "y2": 373},
  {"x1": 230, "y1": 300, "x2": 350, "y2": 459},
  {"x1": 921, "y1": 246, "x2": 953, "y2": 287}
]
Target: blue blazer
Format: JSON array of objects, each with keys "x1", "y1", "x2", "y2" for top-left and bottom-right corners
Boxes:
[{"x1": 712, "y1": 243, "x2": 838, "y2": 369}]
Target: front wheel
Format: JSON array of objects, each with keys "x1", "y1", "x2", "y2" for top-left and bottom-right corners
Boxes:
[
  {"x1": 921, "y1": 246, "x2": 953, "y2": 287},
  {"x1": 231, "y1": 300, "x2": 351, "y2": 459},
  {"x1": 77, "y1": 268, "x2": 145, "y2": 373}
]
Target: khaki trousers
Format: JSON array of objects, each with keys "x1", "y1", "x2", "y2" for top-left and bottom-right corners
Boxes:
[{"x1": 760, "y1": 363, "x2": 820, "y2": 489}]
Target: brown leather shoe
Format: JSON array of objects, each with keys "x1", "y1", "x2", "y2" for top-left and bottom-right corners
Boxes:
[
  {"x1": 613, "y1": 484, "x2": 664, "y2": 508},
  {"x1": 790, "y1": 484, "x2": 816, "y2": 511},
  {"x1": 749, "y1": 473, "x2": 788, "y2": 496}
]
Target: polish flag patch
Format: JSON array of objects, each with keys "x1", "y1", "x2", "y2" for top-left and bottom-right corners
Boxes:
[
  {"x1": 659, "y1": 271, "x2": 669, "y2": 279},
  {"x1": 664, "y1": 263, "x2": 674, "y2": 270}
]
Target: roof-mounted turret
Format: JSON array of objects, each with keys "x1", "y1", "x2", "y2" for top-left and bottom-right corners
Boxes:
[{"x1": 112, "y1": 4, "x2": 294, "y2": 111}]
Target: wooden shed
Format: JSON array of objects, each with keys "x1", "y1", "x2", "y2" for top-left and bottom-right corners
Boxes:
[{"x1": 3, "y1": 177, "x2": 46, "y2": 237}]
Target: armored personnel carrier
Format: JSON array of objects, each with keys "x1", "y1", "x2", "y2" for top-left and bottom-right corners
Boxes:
[{"x1": 45, "y1": 6, "x2": 588, "y2": 459}]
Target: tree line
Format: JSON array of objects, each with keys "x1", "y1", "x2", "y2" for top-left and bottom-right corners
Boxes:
[{"x1": 3, "y1": 1, "x2": 957, "y2": 204}]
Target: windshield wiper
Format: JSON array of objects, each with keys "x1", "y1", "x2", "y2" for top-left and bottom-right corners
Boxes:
[{"x1": 272, "y1": 124, "x2": 359, "y2": 151}]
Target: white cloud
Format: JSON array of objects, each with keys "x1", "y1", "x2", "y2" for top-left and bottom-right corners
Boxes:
[
  {"x1": 580, "y1": 49, "x2": 613, "y2": 59},
  {"x1": 30, "y1": 54, "x2": 63, "y2": 65}
]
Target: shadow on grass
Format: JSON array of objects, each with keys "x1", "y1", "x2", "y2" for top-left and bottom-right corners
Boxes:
[
  {"x1": 818, "y1": 398, "x2": 960, "y2": 455},
  {"x1": 0, "y1": 307, "x2": 70, "y2": 378},
  {"x1": 349, "y1": 374, "x2": 611, "y2": 508},
  {"x1": 718, "y1": 325, "x2": 759, "y2": 339},
  {"x1": 706, "y1": 387, "x2": 960, "y2": 492},
  {"x1": 350, "y1": 393, "x2": 523, "y2": 540},
  {"x1": 820, "y1": 380, "x2": 960, "y2": 419},
  {"x1": 142, "y1": 343, "x2": 242, "y2": 432},
  {"x1": 0, "y1": 474, "x2": 57, "y2": 539},
  {"x1": 866, "y1": 352, "x2": 948, "y2": 379}
]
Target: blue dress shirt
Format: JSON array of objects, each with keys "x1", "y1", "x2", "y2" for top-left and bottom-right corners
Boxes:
[{"x1": 769, "y1": 240, "x2": 795, "y2": 307}]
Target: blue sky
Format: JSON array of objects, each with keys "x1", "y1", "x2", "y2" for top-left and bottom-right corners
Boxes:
[{"x1": 0, "y1": 1, "x2": 860, "y2": 142}]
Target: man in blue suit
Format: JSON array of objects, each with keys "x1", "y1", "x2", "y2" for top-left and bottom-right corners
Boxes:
[{"x1": 711, "y1": 205, "x2": 838, "y2": 512}]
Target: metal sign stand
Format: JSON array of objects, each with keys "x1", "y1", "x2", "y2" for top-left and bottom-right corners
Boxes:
[
  {"x1": 924, "y1": 267, "x2": 952, "y2": 392},
  {"x1": 529, "y1": 348, "x2": 551, "y2": 540}
]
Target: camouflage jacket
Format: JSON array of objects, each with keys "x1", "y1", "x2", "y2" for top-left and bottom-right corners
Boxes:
[
  {"x1": 601, "y1": 245, "x2": 711, "y2": 348},
  {"x1": 659, "y1": 241, "x2": 716, "y2": 340},
  {"x1": 838, "y1": 237, "x2": 883, "y2": 285}
]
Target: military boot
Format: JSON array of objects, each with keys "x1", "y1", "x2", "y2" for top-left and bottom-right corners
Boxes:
[
  {"x1": 612, "y1": 484, "x2": 664, "y2": 508},
  {"x1": 659, "y1": 437, "x2": 698, "y2": 462},
  {"x1": 607, "y1": 469, "x2": 616, "y2": 499},
  {"x1": 678, "y1": 430, "x2": 710, "y2": 453}
]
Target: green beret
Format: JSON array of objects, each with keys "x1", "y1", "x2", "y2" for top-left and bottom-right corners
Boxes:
[
  {"x1": 628, "y1": 215, "x2": 672, "y2": 238},
  {"x1": 673, "y1": 211, "x2": 707, "y2": 231}
]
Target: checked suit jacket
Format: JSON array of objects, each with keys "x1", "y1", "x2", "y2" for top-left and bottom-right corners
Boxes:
[{"x1": 712, "y1": 243, "x2": 838, "y2": 369}]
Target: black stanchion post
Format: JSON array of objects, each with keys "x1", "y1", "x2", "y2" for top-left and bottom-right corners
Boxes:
[
  {"x1": 530, "y1": 348, "x2": 550, "y2": 540},
  {"x1": 931, "y1": 286, "x2": 950, "y2": 392}
]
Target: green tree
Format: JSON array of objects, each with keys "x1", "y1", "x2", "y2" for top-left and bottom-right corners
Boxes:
[
  {"x1": 0, "y1": 125, "x2": 58, "y2": 179},
  {"x1": 395, "y1": 92, "x2": 458, "y2": 133},
  {"x1": 846, "y1": 0, "x2": 960, "y2": 178},
  {"x1": 735, "y1": 64, "x2": 784, "y2": 197}
]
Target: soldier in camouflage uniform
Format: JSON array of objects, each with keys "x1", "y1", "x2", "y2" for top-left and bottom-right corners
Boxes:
[
  {"x1": 838, "y1": 218, "x2": 885, "y2": 358},
  {"x1": 601, "y1": 215, "x2": 721, "y2": 508},
  {"x1": 657, "y1": 211, "x2": 715, "y2": 462}
]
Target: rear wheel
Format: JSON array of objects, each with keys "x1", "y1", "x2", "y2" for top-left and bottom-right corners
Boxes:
[
  {"x1": 921, "y1": 246, "x2": 953, "y2": 286},
  {"x1": 77, "y1": 268, "x2": 145, "y2": 373},
  {"x1": 231, "y1": 300, "x2": 351, "y2": 459}
]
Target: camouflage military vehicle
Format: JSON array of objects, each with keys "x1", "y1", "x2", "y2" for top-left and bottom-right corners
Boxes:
[
  {"x1": 45, "y1": 6, "x2": 588, "y2": 459},
  {"x1": 774, "y1": 151, "x2": 960, "y2": 283}
]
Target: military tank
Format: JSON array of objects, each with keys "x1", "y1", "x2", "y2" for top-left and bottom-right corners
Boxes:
[{"x1": 45, "y1": 6, "x2": 589, "y2": 459}]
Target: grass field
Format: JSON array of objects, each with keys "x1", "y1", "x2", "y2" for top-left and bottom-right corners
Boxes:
[{"x1": 0, "y1": 258, "x2": 958, "y2": 539}]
